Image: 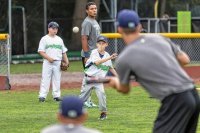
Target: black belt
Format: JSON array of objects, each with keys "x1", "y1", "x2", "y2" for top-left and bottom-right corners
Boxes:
[{"x1": 85, "y1": 74, "x2": 93, "y2": 77}]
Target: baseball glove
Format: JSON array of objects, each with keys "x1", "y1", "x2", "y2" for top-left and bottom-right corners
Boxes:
[{"x1": 60, "y1": 60, "x2": 69, "y2": 71}]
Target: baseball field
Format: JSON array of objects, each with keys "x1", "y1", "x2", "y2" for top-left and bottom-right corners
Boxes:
[{"x1": 0, "y1": 61, "x2": 200, "y2": 133}]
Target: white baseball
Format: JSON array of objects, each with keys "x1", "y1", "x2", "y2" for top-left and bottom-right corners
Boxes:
[{"x1": 72, "y1": 26, "x2": 79, "y2": 33}]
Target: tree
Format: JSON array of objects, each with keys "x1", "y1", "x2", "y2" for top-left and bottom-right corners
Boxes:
[{"x1": 160, "y1": 0, "x2": 167, "y2": 17}]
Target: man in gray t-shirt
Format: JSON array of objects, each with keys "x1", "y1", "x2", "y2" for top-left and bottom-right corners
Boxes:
[
  {"x1": 40, "y1": 96, "x2": 102, "y2": 133},
  {"x1": 109, "y1": 9, "x2": 200, "y2": 133},
  {"x1": 80, "y1": 2, "x2": 101, "y2": 108},
  {"x1": 81, "y1": 2, "x2": 101, "y2": 66}
]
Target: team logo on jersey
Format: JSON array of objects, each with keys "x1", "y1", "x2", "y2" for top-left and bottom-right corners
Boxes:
[{"x1": 46, "y1": 44, "x2": 62, "y2": 50}]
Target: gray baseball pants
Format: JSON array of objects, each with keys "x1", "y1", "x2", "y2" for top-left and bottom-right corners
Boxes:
[{"x1": 79, "y1": 76, "x2": 107, "y2": 112}]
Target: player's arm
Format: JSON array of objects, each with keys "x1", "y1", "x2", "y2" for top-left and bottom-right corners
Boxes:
[
  {"x1": 167, "y1": 37, "x2": 190, "y2": 66},
  {"x1": 108, "y1": 57, "x2": 131, "y2": 94},
  {"x1": 81, "y1": 35, "x2": 89, "y2": 54},
  {"x1": 109, "y1": 68, "x2": 118, "y2": 77},
  {"x1": 81, "y1": 22, "x2": 91, "y2": 62},
  {"x1": 94, "y1": 53, "x2": 117, "y2": 65},
  {"x1": 108, "y1": 77, "x2": 130, "y2": 94},
  {"x1": 81, "y1": 35, "x2": 90, "y2": 63},
  {"x1": 61, "y1": 40, "x2": 69, "y2": 66},
  {"x1": 38, "y1": 51, "x2": 54, "y2": 63},
  {"x1": 62, "y1": 52, "x2": 69, "y2": 66},
  {"x1": 171, "y1": 43, "x2": 190, "y2": 66},
  {"x1": 176, "y1": 51, "x2": 190, "y2": 66}
]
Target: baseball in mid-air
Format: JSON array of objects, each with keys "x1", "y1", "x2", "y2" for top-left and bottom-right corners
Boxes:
[{"x1": 72, "y1": 26, "x2": 79, "y2": 33}]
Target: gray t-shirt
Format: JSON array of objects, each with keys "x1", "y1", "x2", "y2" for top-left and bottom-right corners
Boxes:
[
  {"x1": 81, "y1": 16, "x2": 101, "y2": 57},
  {"x1": 116, "y1": 34, "x2": 194, "y2": 100},
  {"x1": 41, "y1": 124, "x2": 102, "y2": 133}
]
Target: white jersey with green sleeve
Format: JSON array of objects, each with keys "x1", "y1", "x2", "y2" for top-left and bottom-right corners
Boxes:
[
  {"x1": 38, "y1": 35, "x2": 68, "y2": 60},
  {"x1": 84, "y1": 49, "x2": 113, "y2": 77}
]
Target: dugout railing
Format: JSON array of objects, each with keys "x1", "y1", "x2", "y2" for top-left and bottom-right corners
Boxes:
[{"x1": 102, "y1": 33, "x2": 200, "y2": 64}]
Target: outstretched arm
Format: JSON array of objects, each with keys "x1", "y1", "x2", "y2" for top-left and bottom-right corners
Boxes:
[
  {"x1": 108, "y1": 77, "x2": 130, "y2": 94},
  {"x1": 94, "y1": 53, "x2": 117, "y2": 65},
  {"x1": 107, "y1": 54, "x2": 132, "y2": 94}
]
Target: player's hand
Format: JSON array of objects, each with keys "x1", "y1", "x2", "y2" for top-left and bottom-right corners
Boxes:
[
  {"x1": 60, "y1": 60, "x2": 69, "y2": 71},
  {"x1": 110, "y1": 53, "x2": 118, "y2": 60},
  {"x1": 48, "y1": 58, "x2": 54, "y2": 63}
]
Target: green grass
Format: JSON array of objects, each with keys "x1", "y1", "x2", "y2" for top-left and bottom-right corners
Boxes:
[
  {"x1": 10, "y1": 61, "x2": 83, "y2": 74},
  {"x1": 1, "y1": 88, "x2": 200, "y2": 133},
  {"x1": 0, "y1": 87, "x2": 160, "y2": 133},
  {"x1": 6, "y1": 61, "x2": 200, "y2": 133},
  {"x1": 10, "y1": 61, "x2": 199, "y2": 74}
]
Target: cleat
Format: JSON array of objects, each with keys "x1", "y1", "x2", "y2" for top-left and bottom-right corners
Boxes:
[
  {"x1": 53, "y1": 97, "x2": 62, "y2": 101},
  {"x1": 39, "y1": 97, "x2": 45, "y2": 102},
  {"x1": 99, "y1": 112, "x2": 107, "y2": 120},
  {"x1": 84, "y1": 101, "x2": 92, "y2": 108}
]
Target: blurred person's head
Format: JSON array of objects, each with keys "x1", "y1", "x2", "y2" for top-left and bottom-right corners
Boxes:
[
  {"x1": 57, "y1": 96, "x2": 87, "y2": 125},
  {"x1": 116, "y1": 9, "x2": 142, "y2": 44}
]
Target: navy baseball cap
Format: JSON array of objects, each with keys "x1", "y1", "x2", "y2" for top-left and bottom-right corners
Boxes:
[
  {"x1": 59, "y1": 96, "x2": 85, "y2": 118},
  {"x1": 117, "y1": 9, "x2": 140, "y2": 29},
  {"x1": 48, "y1": 21, "x2": 59, "y2": 28},
  {"x1": 97, "y1": 36, "x2": 108, "y2": 43}
]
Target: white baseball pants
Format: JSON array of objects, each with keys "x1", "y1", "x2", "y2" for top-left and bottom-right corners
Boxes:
[{"x1": 39, "y1": 60, "x2": 61, "y2": 98}]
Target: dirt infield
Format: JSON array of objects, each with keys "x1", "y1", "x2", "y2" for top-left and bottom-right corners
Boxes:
[
  {"x1": 8, "y1": 66, "x2": 200, "y2": 91},
  {"x1": 10, "y1": 72, "x2": 84, "y2": 91}
]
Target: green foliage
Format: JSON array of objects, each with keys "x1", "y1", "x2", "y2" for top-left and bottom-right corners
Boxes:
[{"x1": 10, "y1": 61, "x2": 83, "y2": 74}]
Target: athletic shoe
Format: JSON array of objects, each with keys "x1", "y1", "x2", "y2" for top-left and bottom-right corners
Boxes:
[
  {"x1": 84, "y1": 101, "x2": 92, "y2": 108},
  {"x1": 53, "y1": 97, "x2": 62, "y2": 101},
  {"x1": 39, "y1": 97, "x2": 45, "y2": 102},
  {"x1": 99, "y1": 112, "x2": 107, "y2": 120},
  {"x1": 90, "y1": 101, "x2": 98, "y2": 107}
]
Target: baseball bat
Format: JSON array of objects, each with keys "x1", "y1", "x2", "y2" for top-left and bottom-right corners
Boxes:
[{"x1": 85, "y1": 77, "x2": 110, "y2": 84}]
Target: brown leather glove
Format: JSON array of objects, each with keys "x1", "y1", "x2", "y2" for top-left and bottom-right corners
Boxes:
[{"x1": 60, "y1": 60, "x2": 69, "y2": 71}]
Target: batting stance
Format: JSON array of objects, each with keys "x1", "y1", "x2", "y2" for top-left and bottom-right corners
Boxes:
[
  {"x1": 38, "y1": 21, "x2": 69, "y2": 102},
  {"x1": 80, "y1": 36, "x2": 118, "y2": 120},
  {"x1": 109, "y1": 10, "x2": 200, "y2": 133}
]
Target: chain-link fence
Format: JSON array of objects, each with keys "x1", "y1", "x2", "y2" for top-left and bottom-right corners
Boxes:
[
  {"x1": 0, "y1": 34, "x2": 11, "y2": 90},
  {"x1": 103, "y1": 33, "x2": 200, "y2": 64},
  {"x1": 0, "y1": 40, "x2": 9, "y2": 75},
  {"x1": 171, "y1": 38, "x2": 200, "y2": 64}
]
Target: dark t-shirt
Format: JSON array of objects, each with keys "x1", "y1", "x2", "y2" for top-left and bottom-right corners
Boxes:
[{"x1": 116, "y1": 34, "x2": 194, "y2": 100}]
